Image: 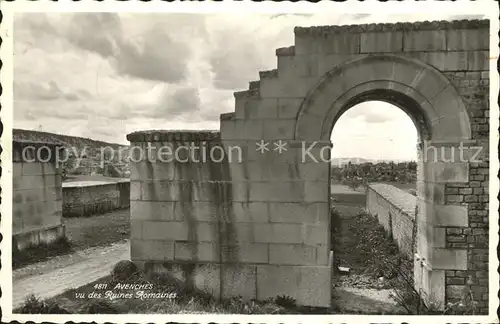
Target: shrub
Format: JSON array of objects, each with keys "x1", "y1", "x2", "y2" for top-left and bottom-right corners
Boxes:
[
  {"x1": 19, "y1": 294, "x2": 70, "y2": 314},
  {"x1": 274, "y1": 295, "x2": 297, "y2": 308},
  {"x1": 111, "y1": 260, "x2": 139, "y2": 282}
]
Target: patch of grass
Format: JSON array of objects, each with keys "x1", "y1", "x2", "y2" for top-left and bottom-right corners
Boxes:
[
  {"x1": 63, "y1": 208, "x2": 130, "y2": 250},
  {"x1": 13, "y1": 236, "x2": 73, "y2": 269},
  {"x1": 332, "y1": 210, "x2": 412, "y2": 287}
]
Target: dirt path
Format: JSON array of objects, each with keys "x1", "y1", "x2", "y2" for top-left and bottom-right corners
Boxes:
[
  {"x1": 333, "y1": 287, "x2": 404, "y2": 314},
  {"x1": 13, "y1": 241, "x2": 129, "y2": 309}
]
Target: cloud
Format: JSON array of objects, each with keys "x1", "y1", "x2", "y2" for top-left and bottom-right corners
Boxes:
[
  {"x1": 15, "y1": 11, "x2": 478, "y2": 158},
  {"x1": 205, "y1": 15, "x2": 295, "y2": 90},
  {"x1": 14, "y1": 80, "x2": 92, "y2": 102}
]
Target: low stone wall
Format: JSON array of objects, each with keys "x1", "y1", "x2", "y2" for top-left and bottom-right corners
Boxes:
[
  {"x1": 62, "y1": 180, "x2": 130, "y2": 217},
  {"x1": 13, "y1": 140, "x2": 66, "y2": 251},
  {"x1": 366, "y1": 183, "x2": 417, "y2": 258}
]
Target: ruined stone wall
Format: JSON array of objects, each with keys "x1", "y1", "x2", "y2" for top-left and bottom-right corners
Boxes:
[
  {"x1": 62, "y1": 180, "x2": 130, "y2": 217},
  {"x1": 12, "y1": 140, "x2": 65, "y2": 251},
  {"x1": 366, "y1": 184, "x2": 416, "y2": 258}
]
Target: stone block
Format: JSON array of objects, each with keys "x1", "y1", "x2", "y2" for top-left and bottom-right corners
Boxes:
[
  {"x1": 269, "y1": 244, "x2": 316, "y2": 265},
  {"x1": 254, "y1": 223, "x2": 303, "y2": 244},
  {"x1": 131, "y1": 221, "x2": 142, "y2": 239},
  {"x1": 176, "y1": 201, "x2": 219, "y2": 222},
  {"x1": 299, "y1": 162, "x2": 330, "y2": 181},
  {"x1": 256, "y1": 265, "x2": 331, "y2": 307},
  {"x1": 221, "y1": 265, "x2": 257, "y2": 300},
  {"x1": 360, "y1": 31, "x2": 403, "y2": 53},
  {"x1": 22, "y1": 162, "x2": 44, "y2": 176},
  {"x1": 130, "y1": 201, "x2": 178, "y2": 221},
  {"x1": 316, "y1": 245, "x2": 330, "y2": 266},
  {"x1": 141, "y1": 221, "x2": 185, "y2": 240},
  {"x1": 220, "y1": 243, "x2": 269, "y2": 263},
  {"x1": 278, "y1": 55, "x2": 318, "y2": 78},
  {"x1": 248, "y1": 181, "x2": 304, "y2": 202},
  {"x1": 468, "y1": 51, "x2": 489, "y2": 71},
  {"x1": 432, "y1": 248, "x2": 467, "y2": 270},
  {"x1": 260, "y1": 76, "x2": 316, "y2": 99},
  {"x1": 303, "y1": 224, "x2": 329, "y2": 245},
  {"x1": 278, "y1": 98, "x2": 303, "y2": 119},
  {"x1": 141, "y1": 180, "x2": 178, "y2": 201},
  {"x1": 174, "y1": 242, "x2": 219, "y2": 262},
  {"x1": 414, "y1": 51, "x2": 468, "y2": 71},
  {"x1": 131, "y1": 239, "x2": 174, "y2": 261},
  {"x1": 142, "y1": 221, "x2": 218, "y2": 242},
  {"x1": 318, "y1": 33, "x2": 360, "y2": 54},
  {"x1": 262, "y1": 119, "x2": 296, "y2": 140},
  {"x1": 317, "y1": 54, "x2": 361, "y2": 76},
  {"x1": 403, "y1": 30, "x2": 446, "y2": 51},
  {"x1": 433, "y1": 204, "x2": 468, "y2": 227},
  {"x1": 269, "y1": 202, "x2": 326, "y2": 224},
  {"x1": 447, "y1": 29, "x2": 489, "y2": 51},
  {"x1": 304, "y1": 181, "x2": 328, "y2": 202},
  {"x1": 247, "y1": 98, "x2": 279, "y2": 119},
  {"x1": 232, "y1": 202, "x2": 269, "y2": 222},
  {"x1": 429, "y1": 162, "x2": 469, "y2": 183}
]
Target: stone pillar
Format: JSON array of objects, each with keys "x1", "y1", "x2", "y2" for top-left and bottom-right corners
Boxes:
[
  {"x1": 127, "y1": 130, "x2": 232, "y2": 298},
  {"x1": 12, "y1": 140, "x2": 65, "y2": 252},
  {"x1": 414, "y1": 139, "x2": 488, "y2": 309}
]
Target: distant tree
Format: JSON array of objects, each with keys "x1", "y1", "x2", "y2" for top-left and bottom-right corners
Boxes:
[
  {"x1": 61, "y1": 155, "x2": 77, "y2": 180},
  {"x1": 344, "y1": 175, "x2": 362, "y2": 191}
]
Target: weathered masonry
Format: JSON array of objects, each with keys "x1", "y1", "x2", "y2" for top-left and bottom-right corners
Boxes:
[
  {"x1": 12, "y1": 140, "x2": 65, "y2": 252},
  {"x1": 366, "y1": 183, "x2": 417, "y2": 258},
  {"x1": 128, "y1": 19, "x2": 490, "y2": 312}
]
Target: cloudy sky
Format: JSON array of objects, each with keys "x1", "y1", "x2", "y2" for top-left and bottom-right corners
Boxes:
[{"x1": 13, "y1": 12, "x2": 485, "y2": 161}]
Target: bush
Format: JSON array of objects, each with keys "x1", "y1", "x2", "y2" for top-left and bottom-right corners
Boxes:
[
  {"x1": 19, "y1": 294, "x2": 70, "y2": 314},
  {"x1": 274, "y1": 295, "x2": 297, "y2": 308},
  {"x1": 111, "y1": 260, "x2": 139, "y2": 282}
]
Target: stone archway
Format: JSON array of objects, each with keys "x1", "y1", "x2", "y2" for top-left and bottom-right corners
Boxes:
[
  {"x1": 129, "y1": 19, "x2": 489, "y2": 314},
  {"x1": 294, "y1": 53, "x2": 473, "y2": 307}
]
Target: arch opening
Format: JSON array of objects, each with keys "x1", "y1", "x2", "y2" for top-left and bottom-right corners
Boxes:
[{"x1": 329, "y1": 101, "x2": 419, "y2": 309}]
